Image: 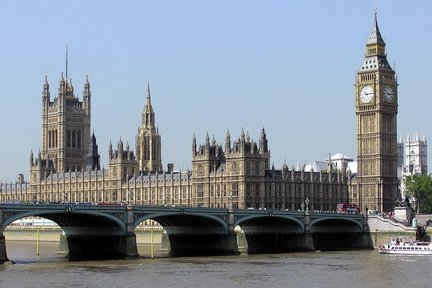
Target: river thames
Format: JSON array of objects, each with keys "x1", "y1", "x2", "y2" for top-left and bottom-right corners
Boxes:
[{"x1": 1, "y1": 241, "x2": 431, "y2": 288}]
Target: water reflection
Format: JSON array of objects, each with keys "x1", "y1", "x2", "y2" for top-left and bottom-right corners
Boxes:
[{"x1": 1, "y1": 241, "x2": 432, "y2": 288}]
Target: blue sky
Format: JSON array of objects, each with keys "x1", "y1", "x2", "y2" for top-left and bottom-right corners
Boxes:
[{"x1": 1, "y1": 0, "x2": 431, "y2": 181}]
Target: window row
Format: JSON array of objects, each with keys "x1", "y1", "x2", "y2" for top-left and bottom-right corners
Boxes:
[{"x1": 67, "y1": 130, "x2": 82, "y2": 148}]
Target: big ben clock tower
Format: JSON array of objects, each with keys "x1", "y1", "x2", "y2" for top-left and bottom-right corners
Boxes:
[{"x1": 355, "y1": 13, "x2": 399, "y2": 212}]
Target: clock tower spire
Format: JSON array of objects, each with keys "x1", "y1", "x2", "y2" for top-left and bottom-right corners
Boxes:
[{"x1": 355, "y1": 12, "x2": 399, "y2": 212}]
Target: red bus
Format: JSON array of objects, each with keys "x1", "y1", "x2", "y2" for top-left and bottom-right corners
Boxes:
[{"x1": 336, "y1": 203, "x2": 359, "y2": 214}]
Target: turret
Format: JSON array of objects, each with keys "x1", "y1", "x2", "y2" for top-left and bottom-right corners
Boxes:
[
  {"x1": 118, "y1": 139, "x2": 124, "y2": 160},
  {"x1": 225, "y1": 129, "x2": 231, "y2": 153},
  {"x1": 58, "y1": 72, "x2": 66, "y2": 95},
  {"x1": 85, "y1": 132, "x2": 100, "y2": 171},
  {"x1": 259, "y1": 128, "x2": 268, "y2": 153},
  {"x1": 109, "y1": 141, "x2": 113, "y2": 159},
  {"x1": 192, "y1": 133, "x2": 197, "y2": 156},
  {"x1": 83, "y1": 75, "x2": 91, "y2": 115},
  {"x1": 205, "y1": 132, "x2": 210, "y2": 154},
  {"x1": 240, "y1": 128, "x2": 246, "y2": 153},
  {"x1": 108, "y1": 138, "x2": 138, "y2": 180},
  {"x1": 42, "y1": 75, "x2": 50, "y2": 106}
]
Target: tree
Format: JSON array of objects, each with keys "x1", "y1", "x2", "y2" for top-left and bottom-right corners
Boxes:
[{"x1": 403, "y1": 174, "x2": 432, "y2": 214}]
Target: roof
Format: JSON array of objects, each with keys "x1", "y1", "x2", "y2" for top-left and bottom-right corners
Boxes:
[
  {"x1": 366, "y1": 13, "x2": 385, "y2": 46},
  {"x1": 129, "y1": 171, "x2": 192, "y2": 184},
  {"x1": 328, "y1": 153, "x2": 354, "y2": 162}
]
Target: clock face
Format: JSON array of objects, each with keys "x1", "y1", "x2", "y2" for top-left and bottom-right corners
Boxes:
[
  {"x1": 383, "y1": 86, "x2": 394, "y2": 102},
  {"x1": 360, "y1": 86, "x2": 374, "y2": 103}
]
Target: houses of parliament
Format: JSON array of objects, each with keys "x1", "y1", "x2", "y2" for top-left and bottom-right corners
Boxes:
[{"x1": 0, "y1": 13, "x2": 400, "y2": 212}]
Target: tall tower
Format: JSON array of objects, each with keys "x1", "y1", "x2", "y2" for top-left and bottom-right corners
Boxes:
[
  {"x1": 135, "y1": 83, "x2": 162, "y2": 172},
  {"x1": 397, "y1": 136, "x2": 404, "y2": 181},
  {"x1": 40, "y1": 74, "x2": 91, "y2": 173},
  {"x1": 355, "y1": 13, "x2": 399, "y2": 212},
  {"x1": 405, "y1": 133, "x2": 427, "y2": 175}
]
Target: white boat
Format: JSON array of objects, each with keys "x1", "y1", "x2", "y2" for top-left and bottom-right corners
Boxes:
[{"x1": 379, "y1": 236, "x2": 432, "y2": 255}]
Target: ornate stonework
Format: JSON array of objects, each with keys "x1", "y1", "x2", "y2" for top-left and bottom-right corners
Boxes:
[{"x1": 354, "y1": 13, "x2": 399, "y2": 212}]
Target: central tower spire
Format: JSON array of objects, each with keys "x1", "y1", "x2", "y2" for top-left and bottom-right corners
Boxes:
[
  {"x1": 135, "y1": 82, "x2": 162, "y2": 172},
  {"x1": 142, "y1": 82, "x2": 155, "y2": 128}
]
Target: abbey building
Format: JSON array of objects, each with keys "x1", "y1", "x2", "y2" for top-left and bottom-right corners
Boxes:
[{"x1": 0, "y1": 13, "x2": 402, "y2": 213}]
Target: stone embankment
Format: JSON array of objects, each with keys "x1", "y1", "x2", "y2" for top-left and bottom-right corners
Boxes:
[{"x1": 367, "y1": 215, "x2": 430, "y2": 247}]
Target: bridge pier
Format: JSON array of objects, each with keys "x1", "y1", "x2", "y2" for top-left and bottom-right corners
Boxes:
[
  {"x1": 0, "y1": 209, "x2": 7, "y2": 263},
  {"x1": 64, "y1": 207, "x2": 139, "y2": 260},
  {"x1": 167, "y1": 231, "x2": 238, "y2": 256},
  {"x1": 311, "y1": 232, "x2": 373, "y2": 250},
  {"x1": 0, "y1": 233, "x2": 8, "y2": 263},
  {"x1": 244, "y1": 232, "x2": 315, "y2": 253},
  {"x1": 66, "y1": 233, "x2": 138, "y2": 260},
  {"x1": 302, "y1": 232, "x2": 315, "y2": 250}
]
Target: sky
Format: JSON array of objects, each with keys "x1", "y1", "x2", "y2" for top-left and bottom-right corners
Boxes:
[{"x1": 1, "y1": 0, "x2": 431, "y2": 181}]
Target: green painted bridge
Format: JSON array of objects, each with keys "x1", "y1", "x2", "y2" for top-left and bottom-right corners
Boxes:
[{"x1": 0, "y1": 203, "x2": 372, "y2": 262}]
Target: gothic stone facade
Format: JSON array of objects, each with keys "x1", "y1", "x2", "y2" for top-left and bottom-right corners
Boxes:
[
  {"x1": 0, "y1": 76, "x2": 349, "y2": 210},
  {"x1": 5, "y1": 15, "x2": 406, "y2": 210}
]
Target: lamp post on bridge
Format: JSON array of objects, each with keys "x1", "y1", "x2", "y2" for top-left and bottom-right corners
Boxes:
[
  {"x1": 127, "y1": 190, "x2": 133, "y2": 206},
  {"x1": 226, "y1": 194, "x2": 233, "y2": 209},
  {"x1": 411, "y1": 197, "x2": 418, "y2": 215},
  {"x1": 305, "y1": 197, "x2": 310, "y2": 214},
  {"x1": 165, "y1": 194, "x2": 171, "y2": 206},
  {"x1": 364, "y1": 205, "x2": 368, "y2": 219}
]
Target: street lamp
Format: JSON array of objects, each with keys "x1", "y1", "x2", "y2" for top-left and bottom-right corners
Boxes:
[
  {"x1": 127, "y1": 190, "x2": 133, "y2": 205},
  {"x1": 395, "y1": 199, "x2": 402, "y2": 207},
  {"x1": 305, "y1": 197, "x2": 310, "y2": 212},
  {"x1": 226, "y1": 194, "x2": 233, "y2": 209},
  {"x1": 411, "y1": 197, "x2": 418, "y2": 214}
]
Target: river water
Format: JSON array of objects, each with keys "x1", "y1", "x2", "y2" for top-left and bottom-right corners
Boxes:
[{"x1": 1, "y1": 241, "x2": 431, "y2": 288}]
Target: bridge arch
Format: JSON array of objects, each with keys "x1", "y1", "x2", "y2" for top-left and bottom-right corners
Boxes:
[
  {"x1": 133, "y1": 212, "x2": 228, "y2": 232},
  {"x1": 235, "y1": 214, "x2": 304, "y2": 233},
  {"x1": 0, "y1": 205, "x2": 136, "y2": 261},
  {"x1": 309, "y1": 216, "x2": 369, "y2": 251},
  {"x1": 234, "y1": 214, "x2": 306, "y2": 253},
  {"x1": 133, "y1": 211, "x2": 234, "y2": 256},
  {"x1": 2, "y1": 210, "x2": 126, "y2": 233},
  {"x1": 309, "y1": 217, "x2": 363, "y2": 233}
]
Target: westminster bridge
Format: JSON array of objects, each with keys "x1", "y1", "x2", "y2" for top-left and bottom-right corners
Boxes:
[{"x1": 0, "y1": 203, "x2": 372, "y2": 262}]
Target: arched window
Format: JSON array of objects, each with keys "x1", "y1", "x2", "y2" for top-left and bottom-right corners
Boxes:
[
  {"x1": 48, "y1": 130, "x2": 52, "y2": 148},
  {"x1": 77, "y1": 130, "x2": 81, "y2": 148},
  {"x1": 72, "y1": 130, "x2": 76, "y2": 148},
  {"x1": 55, "y1": 129, "x2": 58, "y2": 147},
  {"x1": 67, "y1": 130, "x2": 71, "y2": 148}
]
